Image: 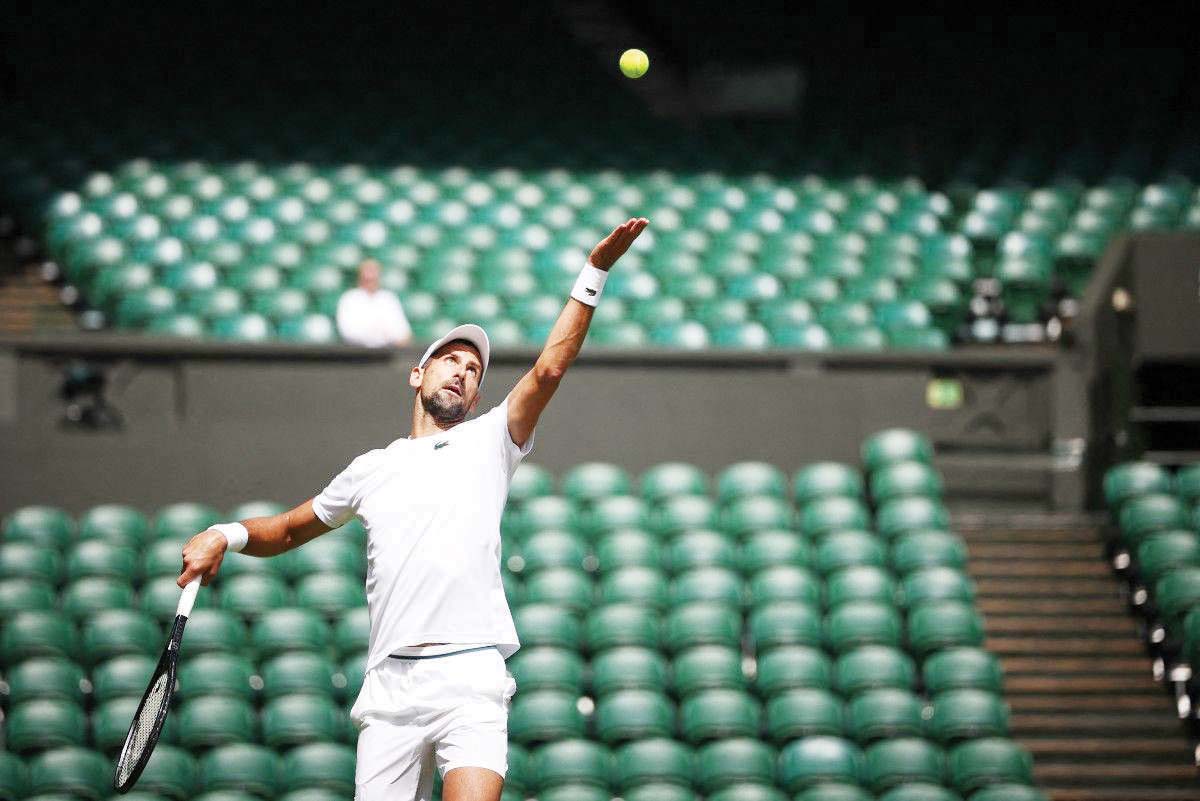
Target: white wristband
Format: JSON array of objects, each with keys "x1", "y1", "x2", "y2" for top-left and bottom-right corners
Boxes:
[
  {"x1": 570, "y1": 262, "x2": 608, "y2": 307},
  {"x1": 211, "y1": 522, "x2": 249, "y2": 553}
]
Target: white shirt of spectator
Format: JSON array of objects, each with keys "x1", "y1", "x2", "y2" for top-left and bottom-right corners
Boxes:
[
  {"x1": 336, "y1": 287, "x2": 412, "y2": 347},
  {"x1": 311, "y1": 396, "x2": 534, "y2": 672}
]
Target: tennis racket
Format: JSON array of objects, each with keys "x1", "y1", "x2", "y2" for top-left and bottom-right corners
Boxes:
[{"x1": 112, "y1": 577, "x2": 201, "y2": 793}]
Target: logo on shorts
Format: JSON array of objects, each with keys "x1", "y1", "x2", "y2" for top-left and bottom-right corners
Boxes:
[{"x1": 434, "y1": 440, "x2": 450, "y2": 450}]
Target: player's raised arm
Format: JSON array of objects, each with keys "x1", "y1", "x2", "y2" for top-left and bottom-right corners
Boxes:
[
  {"x1": 507, "y1": 217, "x2": 649, "y2": 447},
  {"x1": 176, "y1": 498, "x2": 331, "y2": 587}
]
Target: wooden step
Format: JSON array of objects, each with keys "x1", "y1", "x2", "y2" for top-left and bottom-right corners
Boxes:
[
  {"x1": 975, "y1": 578, "x2": 1122, "y2": 598},
  {"x1": 968, "y1": 559, "x2": 1112, "y2": 577},
  {"x1": 1006, "y1": 675, "x2": 1163, "y2": 694},
  {"x1": 1048, "y1": 789, "x2": 1200, "y2": 801},
  {"x1": 984, "y1": 616, "x2": 1139, "y2": 636},
  {"x1": 967, "y1": 542, "x2": 1107, "y2": 560},
  {"x1": 1035, "y1": 761, "x2": 1199, "y2": 783},
  {"x1": 1001, "y1": 655, "x2": 1153, "y2": 674},
  {"x1": 1023, "y1": 737, "x2": 1192, "y2": 758},
  {"x1": 978, "y1": 598, "x2": 1128, "y2": 616},
  {"x1": 1006, "y1": 693, "x2": 1170, "y2": 712},
  {"x1": 1010, "y1": 712, "x2": 1186, "y2": 736},
  {"x1": 987, "y1": 636, "x2": 1145, "y2": 656},
  {"x1": 958, "y1": 527, "x2": 1101, "y2": 543}
]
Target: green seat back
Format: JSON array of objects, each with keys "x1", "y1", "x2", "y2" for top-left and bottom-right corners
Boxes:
[
  {"x1": 834, "y1": 645, "x2": 917, "y2": 696},
  {"x1": 250, "y1": 607, "x2": 332, "y2": 656},
  {"x1": 929, "y1": 689, "x2": 1010, "y2": 742},
  {"x1": 766, "y1": 688, "x2": 844, "y2": 742},
  {"x1": 2, "y1": 506, "x2": 75, "y2": 549},
  {"x1": 613, "y1": 737, "x2": 694, "y2": 790},
  {"x1": 586, "y1": 603, "x2": 661, "y2": 651},
  {"x1": 507, "y1": 646, "x2": 585, "y2": 694},
  {"x1": 513, "y1": 603, "x2": 582, "y2": 649},
  {"x1": 178, "y1": 695, "x2": 258, "y2": 748},
  {"x1": 672, "y1": 645, "x2": 745, "y2": 696},
  {"x1": 778, "y1": 736, "x2": 865, "y2": 792},
  {"x1": 0, "y1": 543, "x2": 63, "y2": 584},
  {"x1": 793, "y1": 463, "x2": 865, "y2": 505},
  {"x1": 590, "y1": 646, "x2": 670, "y2": 696},
  {"x1": 907, "y1": 602, "x2": 985, "y2": 656},
  {"x1": 845, "y1": 688, "x2": 926, "y2": 743},
  {"x1": 947, "y1": 738, "x2": 1033, "y2": 793},
  {"x1": 280, "y1": 743, "x2": 357, "y2": 796},
  {"x1": 754, "y1": 645, "x2": 833, "y2": 696},
  {"x1": 864, "y1": 738, "x2": 945, "y2": 792},
  {"x1": 4, "y1": 699, "x2": 87, "y2": 752},
  {"x1": 532, "y1": 739, "x2": 612, "y2": 788},
  {"x1": 891, "y1": 530, "x2": 968, "y2": 574},
  {"x1": 260, "y1": 651, "x2": 340, "y2": 699},
  {"x1": 815, "y1": 530, "x2": 886, "y2": 575},
  {"x1": 261, "y1": 693, "x2": 345, "y2": 747},
  {"x1": 593, "y1": 689, "x2": 676, "y2": 743},
  {"x1": 922, "y1": 647, "x2": 1004, "y2": 694},
  {"x1": 199, "y1": 745, "x2": 282, "y2": 798},
  {"x1": 664, "y1": 602, "x2": 742, "y2": 652},
  {"x1": 177, "y1": 653, "x2": 256, "y2": 701},
  {"x1": 694, "y1": 738, "x2": 775, "y2": 792},
  {"x1": 738, "y1": 530, "x2": 811, "y2": 574},
  {"x1": 27, "y1": 746, "x2": 111, "y2": 799},
  {"x1": 824, "y1": 602, "x2": 902, "y2": 653}
]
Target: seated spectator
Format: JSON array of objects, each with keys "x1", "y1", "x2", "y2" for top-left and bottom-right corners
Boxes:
[{"x1": 336, "y1": 259, "x2": 413, "y2": 347}]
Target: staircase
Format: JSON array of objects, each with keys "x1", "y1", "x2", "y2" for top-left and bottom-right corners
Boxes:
[
  {"x1": 959, "y1": 519, "x2": 1199, "y2": 800},
  {"x1": 0, "y1": 245, "x2": 76, "y2": 336}
]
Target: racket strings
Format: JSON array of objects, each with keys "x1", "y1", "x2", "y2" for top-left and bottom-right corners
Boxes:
[{"x1": 116, "y1": 671, "x2": 171, "y2": 785}]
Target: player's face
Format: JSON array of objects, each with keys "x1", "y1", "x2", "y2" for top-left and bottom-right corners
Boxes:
[{"x1": 417, "y1": 343, "x2": 482, "y2": 423}]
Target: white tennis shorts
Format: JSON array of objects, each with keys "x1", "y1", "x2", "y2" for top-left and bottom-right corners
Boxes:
[{"x1": 351, "y1": 646, "x2": 517, "y2": 801}]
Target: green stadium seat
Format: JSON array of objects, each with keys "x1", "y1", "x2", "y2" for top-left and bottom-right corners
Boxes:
[
  {"x1": 672, "y1": 645, "x2": 746, "y2": 696},
  {"x1": 562, "y1": 462, "x2": 634, "y2": 502},
  {"x1": 519, "y1": 496, "x2": 581, "y2": 535},
  {"x1": 294, "y1": 572, "x2": 367, "y2": 615},
  {"x1": 594, "y1": 689, "x2": 676, "y2": 743},
  {"x1": 61, "y1": 576, "x2": 136, "y2": 618},
  {"x1": 140, "y1": 539, "x2": 190, "y2": 580},
  {"x1": 664, "y1": 603, "x2": 743, "y2": 652},
  {"x1": 519, "y1": 529, "x2": 589, "y2": 573},
  {"x1": 738, "y1": 530, "x2": 811, "y2": 574},
  {"x1": 891, "y1": 530, "x2": 968, "y2": 574},
  {"x1": 666, "y1": 530, "x2": 737, "y2": 573},
  {"x1": 670, "y1": 567, "x2": 744, "y2": 607},
  {"x1": 507, "y1": 646, "x2": 585, "y2": 694},
  {"x1": 261, "y1": 693, "x2": 346, "y2": 746},
  {"x1": 749, "y1": 601, "x2": 822, "y2": 651},
  {"x1": 509, "y1": 690, "x2": 585, "y2": 743},
  {"x1": 185, "y1": 609, "x2": 250, "y2": 654},
  {"x1": 694, "y1": 738, "x2": 776, "y2": 792},
  {"x1": 81, "y1": 609, "x2": 161, "y2": 664},
  {"x1": 826, "y1": 566, "x2": 898, "y2": 608},
  {"x1": 280, "y1": 743, "x2": 357, "y2": 796},
  {"x1": 4, "y1": 699, "x2": 87, "y2": 752},
  {"x1": 800, "y1": 498, "x2": 870, "y2": 539},
  {"x1": 337, "y1": 651, "x2": 367, "y2": 703},
  {"x1": 185, "y1": 287, "x2": 244, "y2": 319},
  {"x1": 537, "y1": 785, "x2": 610, "y2": 801},
  {"x1": 590, "y1": 646, "x2": 670, "y2": 696},
  {"x1": 929, "y1": 690, "x2": 1009, "y2": 743},
  {"x1": 92, "y1": 695, "x2": 178, "y2": 752},
  {"x1": 0, "y1": 578, "x2": 56, "y2": 614},
  {"x1": 1103, "y1": 462, "x2": 1172, "y2": 510},
  {"x1": 250, "y1": 607, "x2": 332, "y2": 656},
  {"x1": 595, "y1": 529, "x2": 662, "y2": 572},
  {"x1": 5, "y1": 657, "x2": 86, "y2": 705},
  {"x1": 141, "y1": 576, "x2": 217, "y2": 621},
  {"x1": 27, "y1": 747, "x2": 113, "y2": 799},
  {"x1": 219, "y1": 573, "x2": 292, "y2": 616},
  {"x1": 178, "y1": 695, "x2": 258, "y2": 748},
  {"x1": 717, "y1": 463, "x2": 788, "y2": 501},
  {"x1": 1136, "y1": 531, "x2": 1200, "y2": 584},
  {"x1": 793, "y1": 784, "x2": 873, "y2": 801},
  {"x1": 754, "y1": 645, "x2": 833, "y2": 696},
  {"x1": 877, "y1": 497, "x2": 951, "y2": 539},
  {"x1": 864, "y1": 738, "x2": 945, "y2": 792},
  {"x1": 748, "y1": 565, "x2": 822, "y2": 607},
  {"x1": 679, "y1": 688, "x2": 761, "y2": 743},
  {"x1": 845, "y1": 688, "x2": 926, "y2": 742},
  {"x1": 1175, "y1": 464, "x2": 1200, "y2": 506},
  {"x1": 720, "y1": 495, "x2": 796, "y2": 537},
  {"x1": 640, "y1": 462, "x2": 709, "y2": 501},
  {"x1": 92, "y1": 654, "x2": 157, "y2": 702},
  {"x1": 825, "y1": 602, "x2": 903, "y2": 653},
  {"x1": 777, "y1": 736, "x2": 865, "y2": 792},
  {"x1": 613, "y1": 737, "x2": 694, "y2": 790},
  {"x1": 947, "y1": 738, "x2": 1033, "y2": 794},
  {"x1": 862, "y1": 429, "x2": 934, "y2": 472},
  {"x1": 226, "y1": 500, "x2": 284, "y2": 524},
  {"x1": 211, "y1": 312, "x2": 274, "y2": 342},
  {"x1": 153, "y1": 502, "x2": 221, "y2": 541},
  {"x1": 505, "y1": 742, "x2": 532, "y2": 795},
  {"x1": 510, "y1": 463, "x2": 556, "y2": 503},
  {"x1": 0, "y1": 751, "x2": 28, "y2": 801},
  {"x1": 177, "y1": 653, "x2": 256, "y2": 701},
  {"x1": 793, "y1": 463, "x2": 865, "y2": 506},
  {"x1": 922, "y1": 647, "x2": 1004, "y2": 694},
  {"x1": 649, "y1": 496, "x2": 718, "y2": 537},
  {"x1": 524, "y1": 567, "x2": 594, "y2": 612},
  {"x1": 514, "y1": 603, "x2": 582, "y2": 649},
  {"x1": 598, "y1": 566, "x2": 670, "y2": 608},
  {"x1": 586, "y1": 603, "x2": 662, "y2": 651},
  {"x1": 532, "y1": 739, "x2": 612, "y2": 789},
  {"x1": 871, "y1": 461, "x2": 944, "y2": 503},
  {"x1": 0, "y1": 543, "x2": 62, "y2": 584},
  {"x1": 1, "y1": 610, "x2": 76, "y2": 665},
  {"x1": 908, "y1": 602, "x2": 986, "y2": 656},
  {"x1": 877, "y1": 784, "x2": 962, "y2": 801},
  {"x1": 260, "y1": 651, "x2": 340, "y2": 698},
  {"x1": 1119, "y1": 494, "x2": 1190, "y2": 547},
  {"x1": 199, "y1": 744, "x2": 282, "y2": 797},
  {"x1": 66, "y1": 540, "x2": 138, "y2": 581},
  {"x1": 584, "y1": 496, "x2": 650, "y2": 536},
  {"x1": 901, "y1": 567, "x2": 976, "y2": 607},
  {"x1": 814, "y1": 530, "x2": 886, "y2": 574},
  {"x1": 766, "y1": 688, "x2": 844, "y2": 741},
  {"x1": 2, "y1": 506, "x2": 75, "y2": 549},
  {"x1": 969, "y1": 784, "x2": 1048, "y2": 801},
  {"x1": 1154, "y1": 568, "x2": 1200, "y2": 631}
]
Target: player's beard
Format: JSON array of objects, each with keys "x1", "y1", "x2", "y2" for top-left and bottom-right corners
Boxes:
[{"x1": 420, "y1": 384, "x2": 468, "y2": 425}]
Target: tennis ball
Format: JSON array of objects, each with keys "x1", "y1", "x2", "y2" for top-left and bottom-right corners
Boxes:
[{"x1": 619, "y1": 48, "x2": 649, "y2": 79}]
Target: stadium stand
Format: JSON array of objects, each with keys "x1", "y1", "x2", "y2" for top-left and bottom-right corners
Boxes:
[{"x1": 0, "y1": 429, "x2": 1049, "y2": 800}]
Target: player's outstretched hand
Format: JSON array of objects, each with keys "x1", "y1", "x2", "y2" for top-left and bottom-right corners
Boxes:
[
  {"x1": 589, "y1": 217, "x2": 649, "y2": 271},
  {"x1": 177, "y1": 529, "x2": 229, "y2": 588}
]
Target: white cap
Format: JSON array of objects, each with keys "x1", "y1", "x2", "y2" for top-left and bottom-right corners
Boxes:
[{"x1": 418, "y1": 323, "x2": 491, "y2": 387}]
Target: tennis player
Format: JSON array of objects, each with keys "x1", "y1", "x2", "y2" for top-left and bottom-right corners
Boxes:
[{"x1": 177, "y1": 217, "x2": 649, "y2": 801}]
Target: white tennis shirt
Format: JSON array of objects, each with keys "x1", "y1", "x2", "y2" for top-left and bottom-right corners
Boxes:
[
  {"x1": 312, "y1": 395, "x2": 534, "y2": 672},
  {"x1": 335, "y1": 287, "x2": 412, "y2": 348}
]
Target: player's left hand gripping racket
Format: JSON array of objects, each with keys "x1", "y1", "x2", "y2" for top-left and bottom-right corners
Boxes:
[{"x1": 113, "y1": 577, "x2": 201, "y2": 793}]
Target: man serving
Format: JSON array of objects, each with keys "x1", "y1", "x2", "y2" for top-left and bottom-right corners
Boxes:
[{"x1": 177, "y1": 217, "x2": 650, "y2": 801}]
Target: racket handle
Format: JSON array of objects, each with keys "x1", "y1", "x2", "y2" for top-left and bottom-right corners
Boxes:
[{"x1": 177, "y1": 577, "x2": 201, "y2": 618}]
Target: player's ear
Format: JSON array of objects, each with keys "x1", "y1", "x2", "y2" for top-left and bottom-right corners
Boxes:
[{"x1": 408, "y1": 366, "x2": 423, "y2": 390}]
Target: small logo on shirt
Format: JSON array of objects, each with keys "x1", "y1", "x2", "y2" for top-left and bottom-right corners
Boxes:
[
  {"x1": 585, "y1": 287, "x2": 597, "y2": 296},
  {"x1": 434, "y1": 440, "x2": 450, "y2": 450}
]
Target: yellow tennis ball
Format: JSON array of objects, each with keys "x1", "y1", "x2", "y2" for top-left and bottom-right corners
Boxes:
[{"x1": 619, "y1": 48, "x2": 649, "y2": 79}]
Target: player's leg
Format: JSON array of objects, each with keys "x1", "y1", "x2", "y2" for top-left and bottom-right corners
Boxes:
[{"x1": 442, "y1": 766, "x2": 504, "y2": 801}]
